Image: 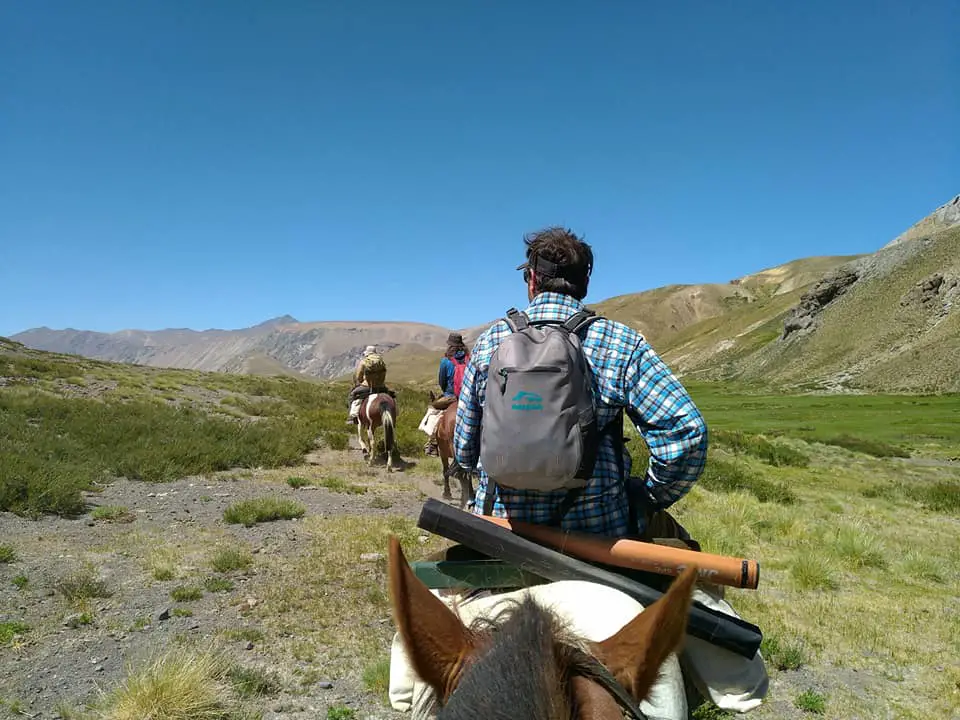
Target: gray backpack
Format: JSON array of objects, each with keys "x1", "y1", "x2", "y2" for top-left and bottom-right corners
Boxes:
[{"x1": 480, "y1": 308, "x2": 603, "y2": 494}]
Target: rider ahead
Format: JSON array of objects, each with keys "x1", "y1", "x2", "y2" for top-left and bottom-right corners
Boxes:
[
  {"x1": 421, "y1": 333, "x2": 470, "y2": 456},
  {"x1": 453, "y1": 227, "x2": 709, "y2": 542},
  {"x1": 347, "y1": 345, "x2": 389, "y2": 425}
]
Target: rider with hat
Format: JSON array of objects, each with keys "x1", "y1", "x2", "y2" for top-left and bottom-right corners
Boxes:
[
  {"x1": 420, "y1": 332, "x2": 470, "y2": 456},
  {"x1": 346, "y1": 345, "x2": 389, "y2": 425}
]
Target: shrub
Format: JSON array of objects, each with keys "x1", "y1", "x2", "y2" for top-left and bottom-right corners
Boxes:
[
  {"x1": 698, "y1": 456, "x2": 797, "y2": 504},
  {"x1": 223, "y1": 497, "x2": 306, "y2": 527}
]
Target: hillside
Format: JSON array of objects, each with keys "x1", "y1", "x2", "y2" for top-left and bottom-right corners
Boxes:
[
  {"x1": 670, "y1": 195, "x2": 960, "y2": 392},
  {"x1": 591, "y1": 256, "x2": 862, "y2": 348},
  {"x1": 13, "y1": 317, "x2": 452, "y2": 382}
]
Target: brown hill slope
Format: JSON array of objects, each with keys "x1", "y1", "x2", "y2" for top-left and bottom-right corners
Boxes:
[{"x1": 671, "y1": 195, "x2": 960, "y2": 392}]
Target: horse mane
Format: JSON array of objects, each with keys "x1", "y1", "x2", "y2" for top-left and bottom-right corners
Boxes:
[{"x1": 436, "y1": 596, "x2": 583, "y2": 720}]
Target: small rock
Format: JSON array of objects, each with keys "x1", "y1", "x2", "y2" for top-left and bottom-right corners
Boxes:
[
  {"x1": 96, "y1": 665, "x2": 105, "y2": 672},
  {"x1": 157, "y1": 607, "x2": 171, "y2": 622},
  {"x1": 317, "y1": 681, "x2": 334, "y2": 689},
  {"x1": 87, "y1": 521, "x2": 95, "y2": 527},
  {"x1": 245, "y1": 641, "x2": 254, "y2": 650},
  {"x1": 360, "y1": 552, "x2": 384, "y2": 562},
  {"x1": 245, "y1": 597, "x2": 258, "y2": 608},
  {"x1": 63, "y1": 614, "x2": 86, "y2": 629}
]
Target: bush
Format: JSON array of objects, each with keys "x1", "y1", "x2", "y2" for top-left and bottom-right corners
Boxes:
[
  {"x1": 0, "y1": 621, "x2": 30, "y2": 645},
  {"x1": 904, "y1": 480, "x2": 960, "y2": 514},
  {"x1": 0, "y1": 393, "x2": 320, "y2": 517},
  {"x1": 816, "y1": 434, "x2": 910, "y2": 458},
  {"x1": 712, "y1": 430, "x2": 809, "y2": 467},
  {"x1": 223, "y1": 497, "x2": 306, "y2": 527},
  {"x1": 698, "y1": 456, "x2": 797, "y2": 504},
  {"x1": 209, "y1": 545, "x2": 253, "y2": 573},
  {"x1": 92, "y1": 505, "x2": 136, "y2": 523},
  {"x1": 170, "y1": 585, "x2": 204, "y2": 601}
]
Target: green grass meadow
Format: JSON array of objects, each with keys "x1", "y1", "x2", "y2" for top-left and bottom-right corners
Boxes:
[{"x1": 2, "y1": 342, "x2": 958, "y2": 718}]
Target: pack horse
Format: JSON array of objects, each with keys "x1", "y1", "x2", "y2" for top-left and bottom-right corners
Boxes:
[{"x1": 433, "y1": 394, "x2": 476, "y2": 508}]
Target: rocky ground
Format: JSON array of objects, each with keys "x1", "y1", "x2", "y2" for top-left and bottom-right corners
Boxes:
[{"x1": 0, "y1": 442, "x2": 453, "y2": 720}]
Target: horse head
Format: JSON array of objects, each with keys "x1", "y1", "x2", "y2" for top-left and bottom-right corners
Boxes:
[{"x1": 387, "y1": 536, "x2": 696, "y2": 719}]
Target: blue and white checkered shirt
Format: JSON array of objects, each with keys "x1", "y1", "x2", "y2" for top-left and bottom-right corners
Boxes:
[{"x1": 454, "y1": 292, "x2": 708, "y2": 537}]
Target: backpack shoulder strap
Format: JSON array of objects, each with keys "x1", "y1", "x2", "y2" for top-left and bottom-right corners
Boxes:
[
  {"x1": 504, "y1": 308, "x2": 530, "y2": 332},
  {"x1": 562, "y1": 309, "x2": 601, "y2": 335}
]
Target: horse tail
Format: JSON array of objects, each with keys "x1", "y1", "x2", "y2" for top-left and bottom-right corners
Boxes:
[{"x1": 380, "y1": 401, "x2": 395, "y2": 454}]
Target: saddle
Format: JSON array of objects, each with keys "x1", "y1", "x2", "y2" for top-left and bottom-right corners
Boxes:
[
  {"x1": 351, "y1": 385, "x2": 397, "y2": 401},
  {"x1": 430, "y1": 395, "x2": 457, "y2": 411}
]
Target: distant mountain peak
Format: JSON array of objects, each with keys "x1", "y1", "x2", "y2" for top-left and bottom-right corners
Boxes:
[{"x1": 254, "y1": 315, "x2": 299, "y2": 328}]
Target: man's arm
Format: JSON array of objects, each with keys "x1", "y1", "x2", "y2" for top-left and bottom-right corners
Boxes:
[
  {"x1": 354, "y1": 361, "x2": 364, "y2": 386},
  {"x1": 623, "y1": 340, "x2": 708, "y2": 511},
  {"x1": 454, "y1": 341, "x2": 487, "y2": 469}
]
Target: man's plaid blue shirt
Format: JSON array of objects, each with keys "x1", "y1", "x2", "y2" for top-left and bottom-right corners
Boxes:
[{"x1": 454, "y1": 291, "x2": 708, "y2": 537}]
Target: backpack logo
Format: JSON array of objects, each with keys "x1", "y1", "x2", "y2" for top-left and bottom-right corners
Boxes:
[{"x1": 511, "y1": 391, "x2": 543, "y2": 411}]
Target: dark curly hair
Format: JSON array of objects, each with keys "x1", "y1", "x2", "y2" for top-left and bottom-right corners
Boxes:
[{"x1": 521, "y1": 227, "x2": 593, "y2": 300}]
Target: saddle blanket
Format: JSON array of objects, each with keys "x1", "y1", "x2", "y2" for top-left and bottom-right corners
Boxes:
[
  {"x1": 388, "y1": 580, "x2": 769, "y2": 719},
  {"x1": 418, "y1": 407, "x2": 443, "y2": 436}
]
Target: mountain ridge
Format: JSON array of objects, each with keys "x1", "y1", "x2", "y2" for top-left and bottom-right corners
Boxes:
[{"x1": 12, "y1": 194, "x2": 959, "y2": 391}]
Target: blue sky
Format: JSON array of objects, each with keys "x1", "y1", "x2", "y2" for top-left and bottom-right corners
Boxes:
[{"x1": 1, "y1": 0, "x2": 957, "y2": 336}]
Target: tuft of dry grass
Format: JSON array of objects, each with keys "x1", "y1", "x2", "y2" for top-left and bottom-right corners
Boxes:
[
  {"x1": 148, "y1": 546, "x2": 183, "y2": 581},
  {"x1": 94, "y1": 647, "x2": 233, "y2": 720},
  {"x1": 57, "y1": 565, "x2": 112, "y2": 601}
]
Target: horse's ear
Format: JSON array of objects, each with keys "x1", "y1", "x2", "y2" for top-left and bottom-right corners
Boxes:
[
  {"x1": 594, "y1": 565, "x2": 697, "y2": 702},
  {"x1": 387, "y1": 536, "x2": 475, "y2": 700}
]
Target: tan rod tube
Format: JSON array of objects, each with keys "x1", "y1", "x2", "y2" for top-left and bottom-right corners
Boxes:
[{"x1": 478, "y1": 515, "x2": 759, "y2": 590}]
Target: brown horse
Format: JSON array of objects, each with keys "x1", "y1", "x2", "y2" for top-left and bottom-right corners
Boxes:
[
  {"x1": 387, "y1": 535, "x2": 697, "y2": 720},
  {"x1": 357, "y1": 392, "x2": 401, "y2": 471},
  {"x1": 430, "y1": 392, "x2": 476, "y2": 508}
]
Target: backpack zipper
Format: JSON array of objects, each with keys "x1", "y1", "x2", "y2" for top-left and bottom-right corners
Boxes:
[{"x1": 496, "y1": 366, "x2": 561, "y2": 393}]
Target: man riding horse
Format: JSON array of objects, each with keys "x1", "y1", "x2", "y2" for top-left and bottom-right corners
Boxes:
[
  {"x1": 346, "y1": 345, "x2": 392, "y2": 425},
  {"x1": 453, "y1": 226, "x2": 709, "y2": 544},
  {"x1": 419, "y1": 332, "x2": 469, "y2": 457}
]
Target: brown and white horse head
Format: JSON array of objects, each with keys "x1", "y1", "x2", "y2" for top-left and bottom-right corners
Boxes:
[{"x1": 387, "y1": 536, "x2": 696, "y2": 719}]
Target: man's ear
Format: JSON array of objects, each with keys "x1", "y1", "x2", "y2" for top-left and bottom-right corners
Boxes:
[
  {"x1": 593, "y1": 566, "x2": 697, "y2": 702},
  {"x1": 387, "y1": 536, "x2": 476, "y2": 700}
]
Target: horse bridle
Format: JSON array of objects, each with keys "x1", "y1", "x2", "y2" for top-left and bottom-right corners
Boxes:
[{"x1": 567, "y1": 647, "x2": 649, "y2": 720}]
